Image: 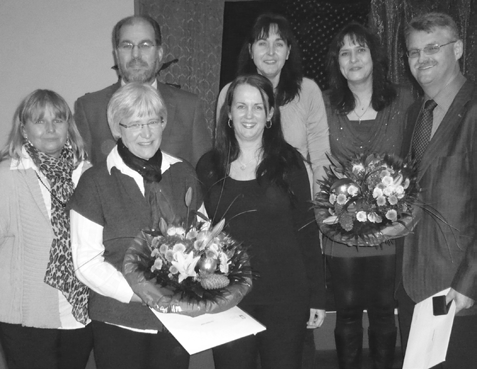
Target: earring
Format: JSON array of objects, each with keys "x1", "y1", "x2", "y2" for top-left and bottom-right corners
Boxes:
[
  {"x1": 228, "y1": 119, "x2": 233, "y2": 128},
  {"x1": 23, "y1": 136, "x2": 34, "y2": 147},
  {"x1": 265, "y1": 120, "x2": 272, "y2": 129},
  {"x1": 22, "y1": 131, "x2": 30, "y2": 144}
]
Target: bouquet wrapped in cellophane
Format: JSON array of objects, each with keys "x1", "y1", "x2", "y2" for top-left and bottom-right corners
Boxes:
[
  {"x1": 313, "y1": 153, "x2": 418, "y2": 246},
  {"x1": 123, "y1": 189, "x2": 254, "y2": 317}
]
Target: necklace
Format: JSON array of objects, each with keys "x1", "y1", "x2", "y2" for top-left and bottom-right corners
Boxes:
[
  {"x1": 237, "y1": 158, "x2": 257, "y2": 170},
  {"x1": 353, "y1": 102, "x2": 371, "y2": 123},
  {"x1": 236, "y1": 154, "x2": 260, "y2": 171},
  {"x1": 237, "y1": 160, "x2": 247, "y2": 170}
]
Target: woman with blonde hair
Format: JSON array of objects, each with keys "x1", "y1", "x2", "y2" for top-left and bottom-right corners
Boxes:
[{"x1": 0, "y1": 89, "x2": 92, "y2": 369}]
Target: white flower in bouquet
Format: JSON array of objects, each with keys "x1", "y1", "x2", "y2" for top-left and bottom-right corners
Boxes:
[{"x1": 313, "y1": 153, "x2": 419, "y2": 246}]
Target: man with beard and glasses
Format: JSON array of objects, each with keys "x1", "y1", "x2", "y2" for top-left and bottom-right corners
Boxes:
[{"x1": 74, "y1": 15, "x2": 212, "y2": 166}]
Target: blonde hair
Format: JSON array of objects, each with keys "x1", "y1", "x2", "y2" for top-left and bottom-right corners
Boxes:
[{"x1": 0, "y1": 89, "x2": 86, "y2": 162}]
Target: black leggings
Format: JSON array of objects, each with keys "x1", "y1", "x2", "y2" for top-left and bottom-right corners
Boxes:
[{"x1": 327, "y1": 254, "x2": 396, "y2": 335}]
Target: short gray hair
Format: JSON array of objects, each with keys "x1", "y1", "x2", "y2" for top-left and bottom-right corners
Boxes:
[
  {"x1": 405, "y1": 12, "x2": 460, "y2": 44},
  {"x1": 107, "y1": 82, "x2": 167, "y2": 139}
]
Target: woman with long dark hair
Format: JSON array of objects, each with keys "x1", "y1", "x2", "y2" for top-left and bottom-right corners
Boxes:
[
  {"x1": 323, "y1": 23, "x2": 414, "y2": 368},
  {"x1": 217, "y1": 13, "x2": 329, "y2": 193},
  {"x1": 198, "y1": 74, "x2": 325, "y2": 369}
]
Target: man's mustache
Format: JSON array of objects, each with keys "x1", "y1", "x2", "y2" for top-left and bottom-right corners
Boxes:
[{"x1": 127, "y1": 58, "x2": 148, "y2": 67}]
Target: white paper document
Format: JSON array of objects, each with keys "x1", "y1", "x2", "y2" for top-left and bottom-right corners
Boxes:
[
  {"x1": 403, "y1": 288, "x2": 456, "y2": 369},
  {"x1": 151, "y1": 306, "x2": 266, "y2": 355}
]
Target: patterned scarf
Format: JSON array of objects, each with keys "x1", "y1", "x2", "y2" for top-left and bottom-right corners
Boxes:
[
  {"x1": 116, "y1": 139, "x2": 174, "y2": 229},
  {"x1": 24, "y1": 141, "x2": 89, "y2": 325}
]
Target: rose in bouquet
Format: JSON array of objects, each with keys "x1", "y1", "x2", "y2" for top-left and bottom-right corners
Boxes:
[
  {"x1": 313, "y1": 153, "x2": 418, "y2": 246},
  {"x1": 123, "y1": 188, "x2": 254, "y2": 317}
]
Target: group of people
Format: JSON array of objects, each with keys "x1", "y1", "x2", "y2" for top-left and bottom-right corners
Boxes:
[{"x1": 0, "y1": 9, "x2": 475, "y2": 369}]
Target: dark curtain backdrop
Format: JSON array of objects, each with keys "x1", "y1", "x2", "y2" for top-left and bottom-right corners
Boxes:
[
  {"x1": 136, "y1": 0, "x2": 477, "y2": 131},
  {"x1": 135, "y1": 0, "x2": 224, "y2": 134},
  {"x1": 371, "y1": 0, "x2": 477, "y2": 92},
  {"x1": 220, "y1": 0, "x2": 370, "y2": 91},
  {"x1": 288, "y1": 0, "x2": 477, "y2": 91},
  {"x1": 287, "y1": 0, "x2": 370, "y2": 90},
  {"x1": 220, "y1": 2, "x2": 286, "y2": 90}
]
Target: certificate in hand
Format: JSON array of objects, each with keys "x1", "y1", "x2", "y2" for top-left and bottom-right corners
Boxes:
[
  {"x1": 151, "y1": 306, "x2": 266, "y2": 355},
  {"x1": 402, "y1": 288, "x2": 455, "y2": 369}
]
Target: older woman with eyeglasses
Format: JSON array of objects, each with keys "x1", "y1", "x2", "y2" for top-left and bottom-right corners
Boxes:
[{"x1": 70, "y1": 82, "x2": 202, "y2": 369}]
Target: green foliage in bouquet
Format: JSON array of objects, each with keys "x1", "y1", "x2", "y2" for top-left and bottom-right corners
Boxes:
[
  {"x1": 123, "y1": 188, "x2": 255, "y2": 315},
  {"x1": 314, "y1": 153, "x2": 419, "y2": 246},
  {"x1": 141, "y1": 216, "x2": 253, "y2": 301}
]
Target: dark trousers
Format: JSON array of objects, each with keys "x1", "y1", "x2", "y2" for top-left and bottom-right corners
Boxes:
[
  {"x1": 212, "y1": 302, "x2": 309, "y2": 369},
  {"x1": 328, "y1": 255, "x2": 397, "y2": 334},
  {"x1": 0, "y1": 322, "x2": 93, "y2": 369},
  {"x1": 302, "y1": 328, "x2": 317, "y2": 369},
  {"x1": 91, "y1": 320, "x2": 189, "y2": 369},
  {"x1": 397, "y1": 283, "x2": 477, "y2": 368}
]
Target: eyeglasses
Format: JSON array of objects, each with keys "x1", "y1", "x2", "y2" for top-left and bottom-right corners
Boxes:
[
  {"x1": 119, "y1": 119, "x2": 164, "y2": 132},
  {"x1": 406, "y1": 41, "x2": 457, "y2": 58},
  {"x1": 117, "y1": 41, "x2": 156, "y2": 52}
]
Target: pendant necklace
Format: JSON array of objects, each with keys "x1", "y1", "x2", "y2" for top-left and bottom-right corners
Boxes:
[
  {"x1": 353, "y1": 102, "x2": 371, "y2": 124},
  {"x1": 237, "y1": 160, "x2": 247, "y2": 170},
  {"x1": 237, "y1": 154, "x2": 260, "y2": 171}
]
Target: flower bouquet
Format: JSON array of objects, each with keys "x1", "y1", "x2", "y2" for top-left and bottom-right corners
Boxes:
[
  {"x1": 314, "y1": 153, "x2": 418, "y2": 246},
  {"x1": 123, "y1": 189, "x2": 253, "y2": 317}
]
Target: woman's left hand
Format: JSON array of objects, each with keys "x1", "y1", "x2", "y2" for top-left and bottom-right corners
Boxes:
[{"x1": 307, "y1": 308, "x2": 326, "y2": 329}]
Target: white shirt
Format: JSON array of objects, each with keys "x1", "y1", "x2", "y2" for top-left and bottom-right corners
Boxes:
[
  {"x1": 71, "y1": 147, "x2": 182, "y2": 333},
  {"x1": 11, "y1": 148, "x2": 87, "y2": 329}
]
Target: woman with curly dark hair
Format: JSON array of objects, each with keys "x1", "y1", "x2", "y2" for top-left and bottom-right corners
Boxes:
[
  {"x1": 322, "y1": 23, "x2": 414, "y2": 368},
  {"x1": 217, "y1": 13, "x2": 329, "y2": 194}
]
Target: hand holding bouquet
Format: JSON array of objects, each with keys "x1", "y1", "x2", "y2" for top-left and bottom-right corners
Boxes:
[
  {"x1": 123, "y1": 189, "x2": 253, "y2": 317},
  {"x1": 314, "y1": 153, "x2": 418, "y2": 246}
]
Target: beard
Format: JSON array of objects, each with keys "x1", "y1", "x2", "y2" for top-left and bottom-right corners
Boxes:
[{"x1": 119, "y1": 57, "x2": 160, "y2": 84}]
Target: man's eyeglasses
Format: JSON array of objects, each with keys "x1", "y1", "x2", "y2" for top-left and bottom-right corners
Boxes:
[
  {"x1": 117, "y1": 41, "x2": 156, "y2": 52},
  {"x1": 119, "y1": 119, "x2": 164, "y2": 132},
  {"x1": 406, "y1": 41, "x2": 457, "y2": 59}
]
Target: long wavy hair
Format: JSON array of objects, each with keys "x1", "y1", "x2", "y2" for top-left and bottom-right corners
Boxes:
[
  {"x1": 211, "y1": 74, "x2": 300, "y2": 195},
  {"x1": 236, "y1": 13, "x2": 303, "y2": 107},
  {"x1": 326, "y1": 22, "x2": 396, "y2": 114},
  {"x1": 0, "y1": 89, "x2": 86, "y2": 163}
]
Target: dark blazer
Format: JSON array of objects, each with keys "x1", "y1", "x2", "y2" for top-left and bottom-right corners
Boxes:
[
  {"x1": 74, "y1": 80, "x2": 212, "y2": 166},
  {"x1": 401, "y1": 79, "x2": 477, "y2": 315}
]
